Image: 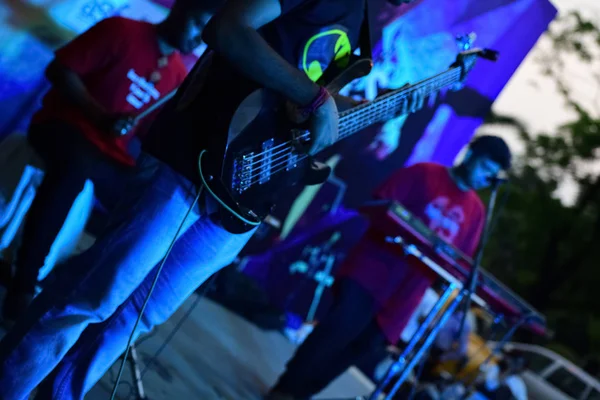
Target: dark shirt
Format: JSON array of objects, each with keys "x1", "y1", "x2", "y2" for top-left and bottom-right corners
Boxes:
[{"x1": 143, "y1": 0, "x2": 366, "y2": 185}]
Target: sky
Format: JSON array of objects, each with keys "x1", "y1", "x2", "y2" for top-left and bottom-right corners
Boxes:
[{"x1": 485, "y1": 0, "x2": 600, "y2": 204}]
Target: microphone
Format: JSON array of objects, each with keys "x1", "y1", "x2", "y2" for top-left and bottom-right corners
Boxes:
[{"x1": 487, "y1": 175, "x2": 508, "y2": 185}]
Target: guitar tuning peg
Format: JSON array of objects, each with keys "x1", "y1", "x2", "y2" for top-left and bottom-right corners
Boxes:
[{"x1": 456, "y1": 32, "x2": 477, "y2": 51}]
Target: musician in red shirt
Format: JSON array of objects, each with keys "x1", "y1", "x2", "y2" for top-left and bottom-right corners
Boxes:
[
  {"x1": 2, "y1": 0, "x2": 224, "y2": 323},
  {"x1": 269, "y1": 135, "x2": 512, "y2": 400}
]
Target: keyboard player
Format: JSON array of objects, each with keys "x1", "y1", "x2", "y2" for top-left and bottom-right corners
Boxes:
[{"x1": 270, "y1": 135, "x2": 512, "y2": 399}]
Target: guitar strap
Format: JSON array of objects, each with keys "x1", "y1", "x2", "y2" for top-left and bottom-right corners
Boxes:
[
  {"x1": 317, "y1": 1, "x2": 372, "y2": 87},
  {"x1": 358, "y1": 1, "x2": 372, "y2": 59}
]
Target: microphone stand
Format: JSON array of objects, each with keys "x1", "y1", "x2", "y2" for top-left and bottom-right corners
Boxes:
[{"x1": 454, "y1": 178, "x2": 504, "y2": 345}]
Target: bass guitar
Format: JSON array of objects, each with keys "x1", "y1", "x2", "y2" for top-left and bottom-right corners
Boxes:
[{"x1": 198, "y1": 48, "x2": 498, "y2": 233}]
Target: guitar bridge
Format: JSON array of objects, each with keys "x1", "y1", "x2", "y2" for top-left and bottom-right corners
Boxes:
[
  {"x1": 232, "y1": 152, "x2": 254, "y2": 194},
  {"x1": 232, "y1": 138, "x2": 276, "y2": 193}
]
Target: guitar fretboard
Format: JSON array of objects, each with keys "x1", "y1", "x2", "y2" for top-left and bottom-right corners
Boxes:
[
  {"x1": 337, "y1": 66, "x2": 463, "y2": 141},
  {"x1": 234, "y1": 65, "x2": 465, "y2": 193}
]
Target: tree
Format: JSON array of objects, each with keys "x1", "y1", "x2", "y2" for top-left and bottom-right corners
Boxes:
[{"x1": 480, "y1": 12, "x2": 600, "y2": 358}]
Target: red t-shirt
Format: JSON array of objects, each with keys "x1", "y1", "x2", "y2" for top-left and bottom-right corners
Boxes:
[
  {"x1": 337, "y1": 162, "x2": 485, "y2": 343},
  {"x1": 32, "y1": 17, "x2": 188, "y2": 166}
]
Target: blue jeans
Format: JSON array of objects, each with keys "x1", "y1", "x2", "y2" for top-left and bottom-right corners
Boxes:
[{"x1": 0, "y1": 153, "x2": 255, "y2": 400}]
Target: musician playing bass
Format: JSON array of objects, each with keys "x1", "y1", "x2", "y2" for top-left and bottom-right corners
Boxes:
[
  {"x1": 268, "y1": 135, "x2": 512, "y2": 400},
  {"x1": 0, "y1": 0, "x2": 417, "y2": 399},
  {"x1": 2, "y1": 0, "x2": 217, "y2": 324}
]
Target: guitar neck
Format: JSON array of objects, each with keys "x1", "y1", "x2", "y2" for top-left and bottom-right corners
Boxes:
[{"x1": 336, "y1": 66, "x2": 463, "y2": 142}]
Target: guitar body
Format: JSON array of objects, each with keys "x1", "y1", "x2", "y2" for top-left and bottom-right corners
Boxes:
[
  {"x1": 199, "y1": 58, "x2": 373, "y2": 234},
  {"x1": 199, "y1": 89, "x2": 310, "y2": 233}
]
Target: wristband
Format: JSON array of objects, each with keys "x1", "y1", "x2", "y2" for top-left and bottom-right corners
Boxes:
[{"x1": 298, "y1": 87, "x2": 330, "y2": 116}]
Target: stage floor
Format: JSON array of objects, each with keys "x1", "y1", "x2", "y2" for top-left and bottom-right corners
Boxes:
[{"x1": 0, "y1": 289, "x2": 375, "y2": 400}]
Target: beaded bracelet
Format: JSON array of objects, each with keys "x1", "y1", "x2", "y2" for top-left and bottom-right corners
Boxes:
[{"x1": 298, "y1": 87, "x2": 330, "y2": 117}]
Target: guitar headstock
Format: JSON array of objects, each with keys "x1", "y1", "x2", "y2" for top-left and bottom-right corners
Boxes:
[
  {"x1": 450, "y1": 47, "x2": 499, "y2": 90},
  {"x1": 456, "y1": 32, "x2": 477, "y2": 51},
  {"x1": 448, "y1": 32, "x2": 499, "y2": 89}
]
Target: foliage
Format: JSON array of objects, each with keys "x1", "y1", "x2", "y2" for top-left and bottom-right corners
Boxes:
[
  {"x1": 536, "y1": 11, "x2": 600, "y2": 112},
  {"x1": 480, "y1": 11, "x2": 600, "y2": 365}
]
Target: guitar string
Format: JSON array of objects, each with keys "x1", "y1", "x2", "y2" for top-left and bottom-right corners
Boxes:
[
  {"x1": 239, "y1": 68, "x2": 461, "y2": 170},
  {"x1": 237, "y1": 67, "x2": 461, "y2": 168},
  {"x1": 241, "y1": 132, "x2": 310, "y2": 162},
  {"x1": 238, "y1": 70, "x2": 462, "y2": 186},
  {"x1": 243, "y1": 152, "x2": 307, "y2": 188},
  {"x1": 239, "y1": 73, "x2": 462, "y2": 188},
  {"x1": 239, "y1": 142, "x2": 304, "y2": 170}
]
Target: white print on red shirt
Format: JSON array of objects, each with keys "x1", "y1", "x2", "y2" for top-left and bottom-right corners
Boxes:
[
  {"x1": 126, "y1": 69, "x2": 160, "y2": 109},
  {"x1": 424, "y1": 196, "x2": 465, "y2": 243}
]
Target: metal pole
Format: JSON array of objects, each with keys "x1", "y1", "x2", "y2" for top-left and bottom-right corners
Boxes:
[
  {"x1": 384, "y1": 289, "x2": 465, "y2": 400},
  {"x1": 368, "y1": 281, "x2": 457, "y2": 400},
  {"x1": 455, "y1": 181, "x2": 502, "y2": 341},
  {"x1": 367, "y1": 234, "x2": 488, "y2": 400}
]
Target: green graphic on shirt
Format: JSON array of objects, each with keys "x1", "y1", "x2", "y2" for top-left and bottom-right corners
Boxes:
[{"x1": 302, "y1": 28, "x2": 352, "y2": 82}]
